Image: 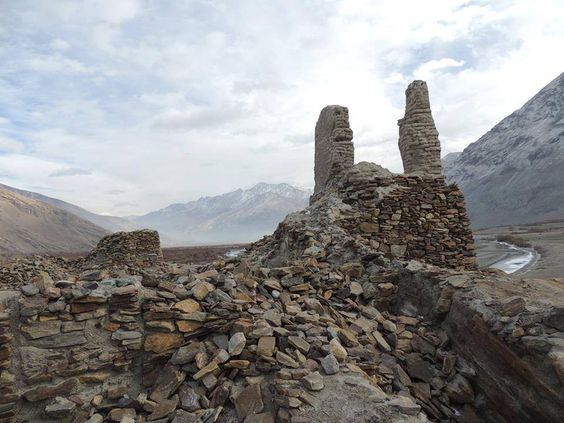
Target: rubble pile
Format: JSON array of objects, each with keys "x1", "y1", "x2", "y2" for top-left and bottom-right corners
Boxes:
[
  {"x1": 248, "y1": 162, "x2": 475, "y2": 270},
  {"x1": 1, "y1": 245, "x2": 489, "y2": 423},
  {"x1": 0, "y1": 256, "x2": 74, "y2": 290}
]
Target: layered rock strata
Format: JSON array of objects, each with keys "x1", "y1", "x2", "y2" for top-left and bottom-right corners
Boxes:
[{"x1": 398, "y1": 81, "x2": 442, "y2": 175}]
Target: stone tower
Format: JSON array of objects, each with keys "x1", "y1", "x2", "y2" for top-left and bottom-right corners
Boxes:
[
  {"x1": 398, "y1": 80, "x2": 442, "y2": 175},
  {"x1": 313, "y1": 105, "x2": 354, "y2": 198}
]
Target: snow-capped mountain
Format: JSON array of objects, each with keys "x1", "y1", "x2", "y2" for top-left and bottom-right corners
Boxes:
[
  {"x1": 443, "y1": 72, "x2": 564, "y2": 228},
  {"x1": 131, "y1": 183, "x2": 311, "y2": 244}
]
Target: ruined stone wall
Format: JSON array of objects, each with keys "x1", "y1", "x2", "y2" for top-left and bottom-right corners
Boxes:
[
  {"x1": 85, "y1": 230, "x2": 163, "y2": 269},
  {"x1": 1, "y1": 268, "x2": 221, "y2": 422},
  {"x1": 335, "y1": 168, "x2": 476, "y2": 269},
  {"x1": 398, "y1": 81, "x2": 442, "y2": 175},
  {"x1": 313, "y1": 105, "x2": 354, "y2": 200}
]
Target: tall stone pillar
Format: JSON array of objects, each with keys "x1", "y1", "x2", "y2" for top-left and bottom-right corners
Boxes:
[
  {"x1": 313, "y1": 105, "x2": 354, "y2": 198},
  {"x1": 398, "y1": 81, "x2": 442, "y2": 175}
]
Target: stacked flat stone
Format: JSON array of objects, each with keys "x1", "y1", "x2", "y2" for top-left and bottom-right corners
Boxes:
[
  {"x1": 0, "y1": 302, "x2": 16, "y2": 423},
  {"x1": 312, "y1": 105, "x2": 354, "y2": 201},
  {"x1": 5, "y1": 251, "x2": 484, "y2": 422},
  {"x1": 398, "y1": 81, "x2": 442, "y2": 175},
  {"x1": 85, "y1": 230, "x2": 164, "y2": 269},
  {"x1": 336, "y1": 170, "x2": 476, "y2": 269}
]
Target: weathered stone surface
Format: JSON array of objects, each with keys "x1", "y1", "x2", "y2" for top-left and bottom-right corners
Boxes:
[
  {"x1": 228, "y1": 332, "x2": 246, "y2": 356},
  {"x1": 405, "y1": 354, "x2": 435, "y2": 382},
  {"x1": 313, "y1": 105, "x2": 354, "y2": 198},
  {"x1": 321, "y1": 354, "x2": 339, "y2": 375},
  {"x1": 234, "y1": 383, "x2": 264, "y2": 419},
  {"x1": 302, "y1": 371, "x2": 324, "y2": 391},
  {"x1": 144, "y1": 333, "x2": 184, "y2": 353},
  {"x1": 257, "y1": 336, "x2": 276, "y2": 357},
  {"x1": 501, "y1": 296, "x2": 526, "y2": 316},
  {"x1": 21, "y1": 321, "x2": 61, "y2": 339},
  {"x1": 172, "y1": 299, "x2": 201, "y2": 314},
  {"x1": 445, "y1": 374, "x2": 475, "y2": 403},
  {"x1": 23, "y1": 378, "x2": 78, "y2": 402},
  {"x1": 329, "y1": 338, "x2": 348, "y2": 362},
  {"x1": 45, "y1": 396, "x2": 76, "y2": 418},
  {"x1": 150, "y1": 363, "x2": 186, "y2": 403},
  {"x1": 30, "y1": 332, "x2": 87, "y2": 348},
  {"x1": 398, "y1": 80, "x2": 441, "y2": 175}
]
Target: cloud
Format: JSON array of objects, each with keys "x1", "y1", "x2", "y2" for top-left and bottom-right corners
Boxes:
[
  {"x1": 49, "y1": 39, "x2": 71, "y2": 51},
  {"x1": 151, "y1": 105, "x2": 247, "y2": 131},
  {"x1": 0, "y1": 0, "x2": 563, "y2": 215},
  {"x1": 105, "y1": 189, "x2": 125, "y2": 195},
  {"x1": 285, "y1": 134, "x2": 312, "y2": 146},
  {"x1": 49, "y1": 168, "x2": 93, "y2": 177},
  {"x1": 0, "y1": 136, "x2": 24, "y2": 153},
  {"x1": 414, "y1": 58, "x2": 466, "y2": 80}
]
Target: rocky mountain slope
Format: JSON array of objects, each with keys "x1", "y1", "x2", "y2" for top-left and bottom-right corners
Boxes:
[
  {"x1": 443, "y1": 72, "x2": 564, "y2": 228},
  {"x1": 0, "y1": 183, "x2": 137, "y2": 233},
  {"x1": 132, "y1": 183, "x2": 310, "y2": 244},
  {"x1": 0, "y1": 186, "x2": 108, "y2": 256}
]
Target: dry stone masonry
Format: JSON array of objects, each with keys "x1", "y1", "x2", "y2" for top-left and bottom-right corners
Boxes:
[
  {"x1": 312, "y1": 105, "x2": 354, "y2": 201},
  {"x1": 85, "y1": 230, "x2": 163, "y2": 269},
  {"x1": 0, "y1": 80, "x2": 561, "y2": 423},
  {"x1": 308, "y1": 81, "x2": 474, "y2": 269},
  {"x1": 398, "y1": 81, "x2": 442, "y2": 175}
]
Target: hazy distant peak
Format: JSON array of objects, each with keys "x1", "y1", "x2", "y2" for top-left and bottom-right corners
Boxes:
[{"x1": 132, "y1": 182, "x2": 310, "y2": 245}]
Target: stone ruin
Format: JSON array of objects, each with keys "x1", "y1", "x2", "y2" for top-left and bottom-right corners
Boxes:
[
  {"x1": 398, "y1": 81, "x2": 442, "y2": 175},
  {"x1": 0, "y1": 81, "x2": 562, "y2": 423},
  {"x1": 312, "y1": 105, "x2": 354, "y2": 201},
  {"x1": 85, "y1": 230, "x2": 164, "y2": 269},
  {"x1": 307, "y1": 82, "x2": 474, "y2": 269}
]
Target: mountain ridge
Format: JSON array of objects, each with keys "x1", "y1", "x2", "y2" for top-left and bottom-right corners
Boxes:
[
  {"x1": 0, "y1": 183, "x2": 137, "y2": 233},
  {"x1": 443, "y1": 72, "x2": 564, "y2": 228},
  {"x1": 131, "y1": 182, "x2": 311, "y2": 244},
  {"x1": 0, "y1": 186, "x2": 108, "y2": 256}
]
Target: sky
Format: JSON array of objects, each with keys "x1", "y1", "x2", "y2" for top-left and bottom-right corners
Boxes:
[{"x1": 1, "y1": 0, "x2": 563, "y2": 216}]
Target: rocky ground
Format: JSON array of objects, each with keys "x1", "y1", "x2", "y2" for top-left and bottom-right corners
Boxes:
[
  {"x1": 0, "y1": 226, "x2": 562, "y2": 422},
  {"x1": 0, "y1": 162, "x2": 562, "y2": 423}
]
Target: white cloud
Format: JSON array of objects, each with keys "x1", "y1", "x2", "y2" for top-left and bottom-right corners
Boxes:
[
  {"x1": 49, "y1": 39, "x2": 71, "y2": 51},
  {"x1": 0, "y1": 136, "x2": 24, "y2": 153},
  {"x1": 414, "y1": 59, "x2": 465, "y2": 80},
  {"x1": 49, "y1": 168, "x2": 93, "y2": 177},
  {"x1": 0, "y1": 0, "x2": 563, "y2": 215}
]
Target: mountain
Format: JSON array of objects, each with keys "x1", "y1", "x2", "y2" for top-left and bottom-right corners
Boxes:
[
  {"x1": 131, "y1": 183, "x2": 310, "y2": 244},
  {"x1": 0, "y1": 183, "x2": 137, "y2": 233},
  {"x1": 443, "y1": 72, "x2": 564, "y2": 228},
  {"x1": 0, "y1": 186, "x2": 108, "y2": 256}
]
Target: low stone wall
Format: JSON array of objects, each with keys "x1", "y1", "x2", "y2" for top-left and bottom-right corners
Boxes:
[
  {"x1": 0, "y1": 297, "x2": 17, "y2": 423},
  {"x1": 85, "y1": 230, "x2": 163, "y2": 270}
]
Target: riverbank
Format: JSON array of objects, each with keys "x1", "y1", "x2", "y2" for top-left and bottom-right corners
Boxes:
[
  {"x1": 475, "y1": 237, "x2": 538, "y2": 274},
  {"x1": 474, "y1": 220, "x2": 564, "y2": 279}
]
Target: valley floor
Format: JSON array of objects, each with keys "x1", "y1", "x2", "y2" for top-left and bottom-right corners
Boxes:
[{"x1": 475, "y1": 220, "x2": 564, "y2": 279}]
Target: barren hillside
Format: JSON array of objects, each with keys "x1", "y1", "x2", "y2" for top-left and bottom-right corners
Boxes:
[{"x1": 0, "y1": 186, "x2": 108, "y2": 256}]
